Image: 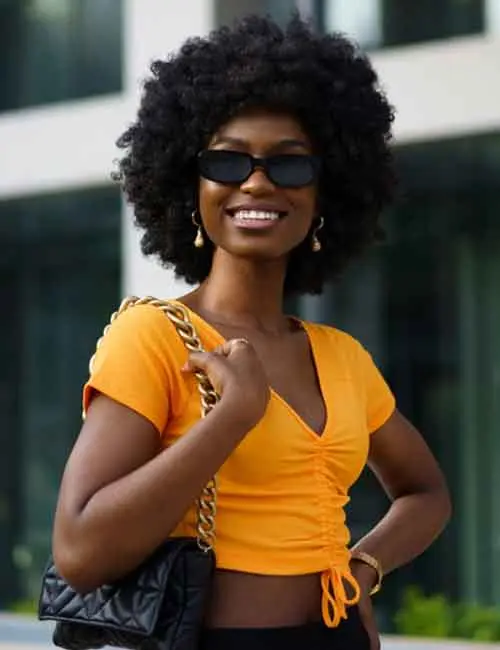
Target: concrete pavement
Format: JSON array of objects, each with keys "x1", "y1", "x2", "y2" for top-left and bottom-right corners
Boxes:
[{"x1": 1, "y1": 614, "x2": 500, "y2": 649}]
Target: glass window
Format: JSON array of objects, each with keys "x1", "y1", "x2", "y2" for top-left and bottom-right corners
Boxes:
[
  {"x1": 486, "y1": 0, "x2": 500, "y2": 33},
  {"x1": 295, "y1": 132, "x2": 500, "y2": 627},
  {"x1": 215, "y1": 0, "x2": 298, "y2": 27},
  {"x1": 0, "y1": 0, "x2": 122, "y2": 112},
  {"x1": 0, "y1": 186, "x2": 121, "y2": 608},
  {"x1": 323, "y1": 0, "x2": 484, "y2": 49},
  {"x1": 324, "y1": 0, "x2": 382, "y2": 49}
]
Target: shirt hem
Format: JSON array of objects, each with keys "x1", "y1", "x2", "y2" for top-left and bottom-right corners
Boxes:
[{"x1": 213, "y1": 552, "x2": 351, "y2": 576}]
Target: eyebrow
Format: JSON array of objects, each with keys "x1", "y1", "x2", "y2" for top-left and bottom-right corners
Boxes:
[{"x1": 210, "y1": 136, "x2": 310, "y2": 152}]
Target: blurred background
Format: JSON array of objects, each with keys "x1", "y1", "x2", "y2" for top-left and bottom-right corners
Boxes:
[{"x1": 1, "y1": 0, "x2": 500, "y2": 644}]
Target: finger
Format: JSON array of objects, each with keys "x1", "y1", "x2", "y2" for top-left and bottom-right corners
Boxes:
[
  {"x1": 226, "y1": 337, "x2": 251, "y2": 354},
  {"x1": 210, "y1": 338, "x2": 250, "y2": 359},
  {"x1": 182, "y1": 339, "x2": 251, "y2": 372},
  {"x1": 212, "y1": 342, "x2": 233, "y2": 356},
  {"x1": 181, "y1": 351, "x2": 222, "y2": 373}
]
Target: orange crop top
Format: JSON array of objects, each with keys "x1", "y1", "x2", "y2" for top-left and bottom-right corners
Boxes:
[{"x1": 83, "y1": 301, "x2": 396, "y2": 627}]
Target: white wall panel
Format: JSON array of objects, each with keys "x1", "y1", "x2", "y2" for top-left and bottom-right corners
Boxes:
[
  {"x1": 121, "y1": 0, "x2": 213, "y2": 299},
  {"x1": 0, "y1": 96, "x2": 126, "y2": 198},
  {"x1": 372, "y1": 35, "x2": 500, "y2": 143}
]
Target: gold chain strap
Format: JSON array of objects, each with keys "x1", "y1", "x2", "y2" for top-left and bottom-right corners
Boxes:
[{"x1": 87, "y1": 295, "x2": 218, "y2": 553}]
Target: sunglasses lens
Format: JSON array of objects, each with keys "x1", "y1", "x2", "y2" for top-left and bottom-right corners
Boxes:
[
  {"x1": 198, "y1": 150, "x2": 251, "y2": 184},
  {"x1": 267, "y1": 155, "x2": 317, "y2": 188}
]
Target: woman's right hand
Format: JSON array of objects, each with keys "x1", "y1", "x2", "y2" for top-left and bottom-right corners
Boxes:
[{"x1": 182, "y1": 338, "x2": 270, "y2": 430}]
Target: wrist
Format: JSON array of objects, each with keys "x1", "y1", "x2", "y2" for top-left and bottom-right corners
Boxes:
[
  {"x1": 219, "y1": 385, "x2": 268, "y2": 430},
  {"x1": 212, "y1": 396, "x2": 258, "y2": 436},
  {"x1": 350, "y1": 560, "x2": 378, "y2": 595},
  {"x1": 350, "y1": 551, "x2": 383, "y2": 597}
]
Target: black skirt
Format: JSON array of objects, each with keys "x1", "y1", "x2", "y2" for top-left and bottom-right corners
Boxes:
[{"x1": 199, "y1": 606, "x2": 371, "y2": 649}]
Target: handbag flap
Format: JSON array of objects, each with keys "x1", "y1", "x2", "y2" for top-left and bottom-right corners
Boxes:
[{"x1": 38, "y1": 538, "x2": 199, "y2": 637}]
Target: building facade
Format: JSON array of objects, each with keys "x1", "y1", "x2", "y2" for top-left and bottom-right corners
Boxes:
[{"x1": 1, "y1": 0, "x2": 499, "y2": 630}]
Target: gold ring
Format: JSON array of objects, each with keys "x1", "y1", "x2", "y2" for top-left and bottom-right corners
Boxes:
[{"x1": 230, "y1": 337, "x2": 249, "y2": 346}]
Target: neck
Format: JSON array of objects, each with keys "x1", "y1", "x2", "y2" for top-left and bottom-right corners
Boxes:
[{"x1": 186, "y1": 249, "x2": 289, "y2": 333}]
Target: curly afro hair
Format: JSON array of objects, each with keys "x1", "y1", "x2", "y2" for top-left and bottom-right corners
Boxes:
[{"x1": 115, "y1": 13, "x2": 395, "y2": 295}]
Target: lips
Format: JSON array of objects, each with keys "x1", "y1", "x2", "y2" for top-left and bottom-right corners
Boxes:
[
  {"x1": 231, "y1": 209, "x2": 280, "y2": 222},
  {"x1": 225, "y1": 203, "x2": 289, "y2": 231},
  {"x1": 225, "y1": 208, "x2": 285, "y2": 230},
  {"x1": 227, "y1": 202, "x2": 287, "y2": 216}
]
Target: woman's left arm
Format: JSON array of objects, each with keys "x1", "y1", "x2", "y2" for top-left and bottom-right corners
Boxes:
[
  {"x1": 352, "y1": 408, "x2": 451, "y2": 581},
  {"x1": 350, "y1": 408, "x2": 452, "y2": 647}
]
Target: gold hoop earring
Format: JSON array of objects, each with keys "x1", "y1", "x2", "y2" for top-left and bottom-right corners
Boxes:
[
  {"x1": 191, "y1": 210, "x2": 204, "y2": 248},
  {"x1": 311, "y1": 216, "x2": 324, "y2": 253}
]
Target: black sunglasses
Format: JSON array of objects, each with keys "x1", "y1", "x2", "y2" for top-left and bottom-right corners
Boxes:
[{"x1": 197, "y1": 150, "x2": 319, "y2": 189}]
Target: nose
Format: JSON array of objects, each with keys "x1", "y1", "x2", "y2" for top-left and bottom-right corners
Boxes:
[{"x1": 239, "y1": 167, "x2": 276, "y2": 194}]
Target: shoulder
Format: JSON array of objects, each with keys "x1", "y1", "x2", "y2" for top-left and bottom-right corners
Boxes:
[
  {"x1": 112, "y1": 298, "x2": 183, "y2": 337},
  {"x1": 305, "y1": 320, "x2": 395, "y2": 428},
  {"x1": 92, "y1": 298, "x2": 190, "y2": 368},
  {"x1": 109, "y1": 299, "x2": 175, "y2": 331},
  {"x1": 302, "y1": 321, "x2": 379, "y2": 380},
  {"x1": 83, "y1": 299, "x2": 191, "y2": 431},
  {"x1": 303, "y1": 320, "x2": 363, "y2": 357}
]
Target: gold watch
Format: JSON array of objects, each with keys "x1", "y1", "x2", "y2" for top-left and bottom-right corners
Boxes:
[{"x1": 350, "y1": 550, "x2": 383, "y2": 596}]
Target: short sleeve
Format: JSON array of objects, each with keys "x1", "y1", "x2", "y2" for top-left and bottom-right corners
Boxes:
[
  {"x1": 82, "y1": 304, "x2": 189, "y2": 434},
  {"x1": 356, "y1": 342, "x2": 396, "y2": 433}
]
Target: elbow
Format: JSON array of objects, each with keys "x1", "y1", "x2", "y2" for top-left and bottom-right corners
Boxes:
[
  {"x1": 52, "y1": 523, "x2": 106, "y2": 594},
  {"x1": 438, "y1": 483, "x2": 453, "y2": 528},
  {"x1": 397, "y1": 477, "x2": 453, "y2": 535},
  {"x1": 53, "y1": 544, "x2": 103, "y2": 594},
  {"x1": 432, "y1": 485, "x2": 452, "y2": 544},
  {"x1": 432, "y1": 469, "x2": 453, "y2": 527},
  {"x1": 420, "y1": 479, "x2": 453, "y2": 535}
]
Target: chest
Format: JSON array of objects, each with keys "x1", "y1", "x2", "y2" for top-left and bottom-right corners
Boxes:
[
  {"x1": 220, "y1": 325, "x2": 327, "y2": 436},
  {"x1": 165, "y1": 319, "x2": 370, "y2": 490}
]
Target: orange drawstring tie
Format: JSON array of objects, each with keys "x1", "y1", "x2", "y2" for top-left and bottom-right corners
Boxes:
[{"x1": 321, "y1": 567, "x2": 361, "y2": 627}]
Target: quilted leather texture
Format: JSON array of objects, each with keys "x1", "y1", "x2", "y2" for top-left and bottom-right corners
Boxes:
[{"x1": 38, "y1": 537, "x2": 215, "y2": 650}]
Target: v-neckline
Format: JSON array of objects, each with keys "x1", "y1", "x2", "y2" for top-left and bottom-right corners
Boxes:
[{"x1": 170, "y1": 300, "x2": 330, "y2": 441}]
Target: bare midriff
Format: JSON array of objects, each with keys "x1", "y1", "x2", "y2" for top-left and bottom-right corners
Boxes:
[{"x1": 204, "y1": 570, "x2": 324, "y2": 628}]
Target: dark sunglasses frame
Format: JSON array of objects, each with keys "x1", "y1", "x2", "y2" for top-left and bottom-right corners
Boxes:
[{"x1": 197, "y1": 149, "x2": 320, "y2": 188}]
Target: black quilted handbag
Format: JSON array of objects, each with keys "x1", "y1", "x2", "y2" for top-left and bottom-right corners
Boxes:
[{"x1": 38, "y1": 298, "x2": 220, "y2": 650}]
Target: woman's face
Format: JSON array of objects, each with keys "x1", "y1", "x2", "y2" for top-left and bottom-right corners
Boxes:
[{"x1": 198, "y1": 109, "x2": 318, "y2": 262}]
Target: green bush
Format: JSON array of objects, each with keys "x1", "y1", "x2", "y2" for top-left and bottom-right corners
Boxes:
[
  {"x1": 7, "y1": 598, "x2": 38, "y2": 615},
  {"x1": 394, "y1": 586, "x2": 454, "y2": 638},
  {"x1": 395, "y1": 586, "x2": 500, "y2": 642},
  {"x1": 454, "y1": 604, "x2": 500, "y2": 642}
]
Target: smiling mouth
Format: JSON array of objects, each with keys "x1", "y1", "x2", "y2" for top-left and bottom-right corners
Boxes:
[{"x1": 226, "y1": 209, "x2": 287, "y2": 228}]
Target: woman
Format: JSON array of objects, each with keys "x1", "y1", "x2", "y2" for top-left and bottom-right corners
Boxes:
[{"x1": 52, "y1": 14, "x2": 451, "y2": 650}]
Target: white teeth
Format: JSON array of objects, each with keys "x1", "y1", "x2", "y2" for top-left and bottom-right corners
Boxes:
[{"x1": 232, "y1": 210, "x2": 280, "y2": 221}]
